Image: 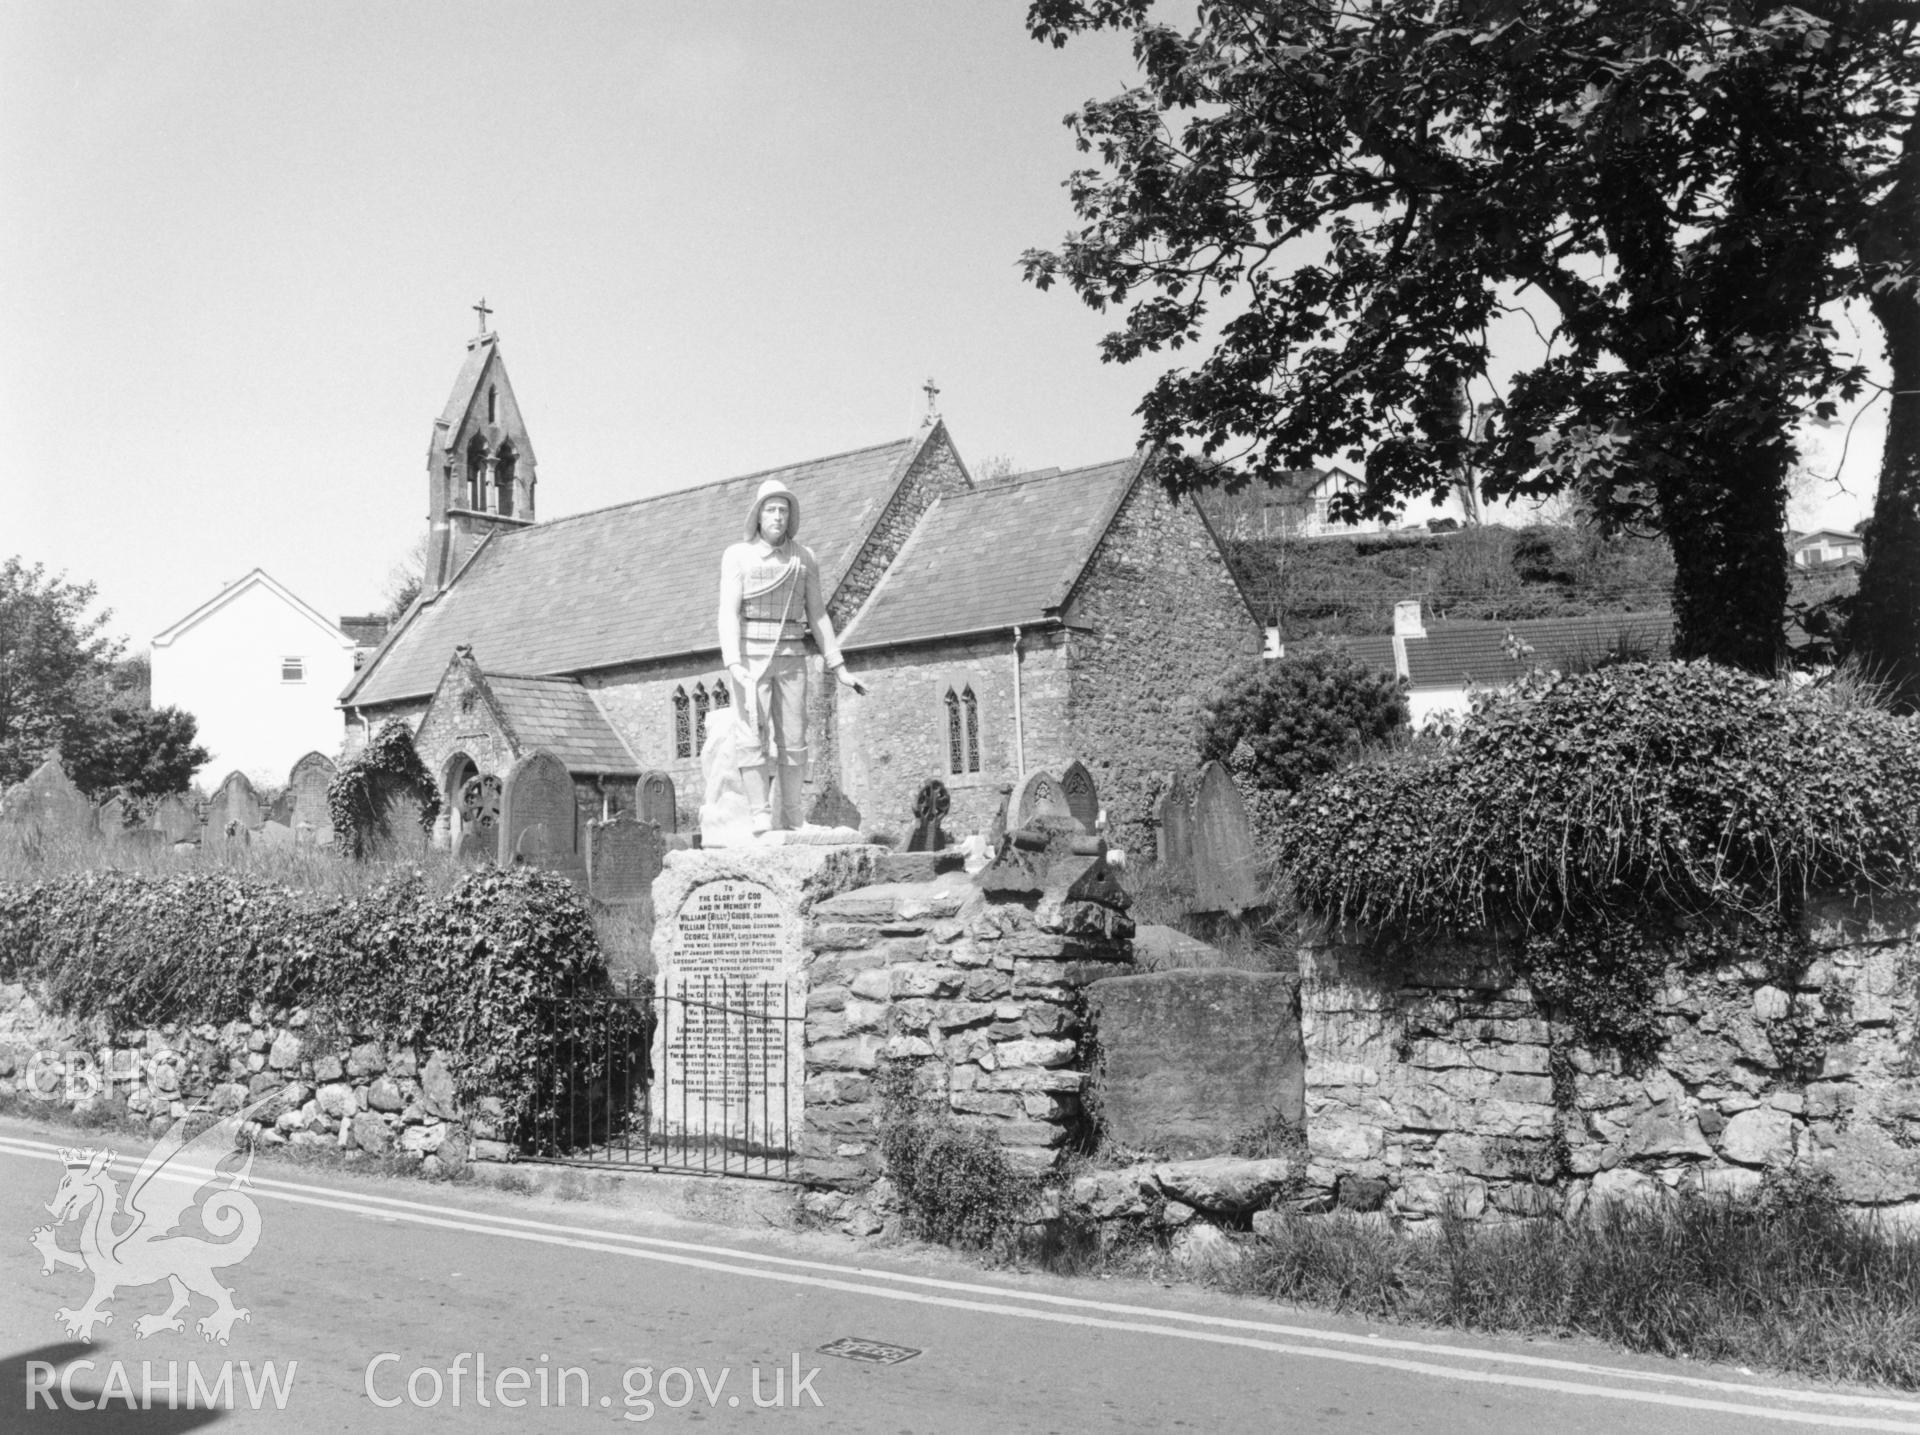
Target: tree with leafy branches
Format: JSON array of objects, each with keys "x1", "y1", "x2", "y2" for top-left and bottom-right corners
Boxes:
[{"x1": 1023, "y1": 0, "x2": 1920, "y2": 685}]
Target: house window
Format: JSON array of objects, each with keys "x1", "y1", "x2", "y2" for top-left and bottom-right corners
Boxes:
[
  {"x1": 693, "y1": 683, "x2": 711, "y2": 752},
  {"x1": 281, "y1": 657, "x2": 305, "y2": 683},
  {"x1": 945, "y1": 684, "x2": 981, "y2": 775},
  {"x1": 672, "y1": 687, "x2": 691, "y2": 759}
]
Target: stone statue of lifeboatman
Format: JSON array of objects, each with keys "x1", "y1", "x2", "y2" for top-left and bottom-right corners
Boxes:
[{"x1": 716, "y1": 478, "x2": 865, "y2": 834}]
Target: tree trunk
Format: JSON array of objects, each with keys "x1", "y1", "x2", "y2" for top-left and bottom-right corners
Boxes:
[
  {"x1": 1660, "y1": 448, "x2": 1792, "y2": 672},
  {"x1": 1853, "y1": 113, "x2": 1920, "y2": 710}
]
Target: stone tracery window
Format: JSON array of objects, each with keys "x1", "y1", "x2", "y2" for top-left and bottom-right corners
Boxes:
[
  {"x1": 693, "y1": 683, "x2": 711, "y2": 752},
  {"x1": 945, "y1": 684, "x2": 982, "y2": 776},
  {"x1": 672, "y1": 687, "x2": 691, "y2": 759}
]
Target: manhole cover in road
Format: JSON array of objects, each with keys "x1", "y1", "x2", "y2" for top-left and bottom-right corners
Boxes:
[{"x1": 819, "y1": 1337, "x2": 923, "y2": 1365}]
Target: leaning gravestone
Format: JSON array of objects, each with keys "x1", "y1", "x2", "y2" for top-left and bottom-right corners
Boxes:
[
  {"x1": 1154, "y1": 772, "x2": 1195, "y2": 891},
  {"x1": 907, "y1": 778, "x2": 950, "y2": 852},
  {"x1": 501, "y1": 750, "x2": 583, "y2": 884},
  {"x1": 205, "y1": 771, "x2": 264, "y2": 834},
  {"x1": 0, "y1": 759, "x2": 96, "y2": 845},
  {"x1": 150, "y1": 793, "x2": 199, "y2": 844},
  {"x1": 1190, "y1": 761, "x2": 1260, "y2": 917},
  {"x1": 638, "y1": 771, "x2": 677, "y2": 834},
  {"x1": 1009, "y1": 769, "x2": 1070, "y2": 829},
  {"x1": 1061, "y1": 760, "x2": 1100, "y2": 833},
  {"x1": 287, "y1": 752, "x2": 337, "y2": 845},
  {"x1": 587, "y1": 813, "x2": 665, "y2": 905}
]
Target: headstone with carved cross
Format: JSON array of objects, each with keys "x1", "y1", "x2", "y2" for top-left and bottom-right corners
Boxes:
[{"x1": 907, "y1": 778, "x2": 950, "y2": 852}]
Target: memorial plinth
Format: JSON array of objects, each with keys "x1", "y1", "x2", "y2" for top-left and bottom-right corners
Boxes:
[{"x1": 649, "y1": 844, "x2": 882, "y2": 1157}]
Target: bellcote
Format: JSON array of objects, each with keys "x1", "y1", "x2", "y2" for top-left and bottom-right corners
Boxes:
[{"x1": 424, "y1": 318, "x2": 540, "y2": 597}]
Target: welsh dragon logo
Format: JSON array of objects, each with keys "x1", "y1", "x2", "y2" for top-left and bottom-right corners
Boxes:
[{"x1": 30, "y1": 1095, "x2": 277, "y2": 1344}]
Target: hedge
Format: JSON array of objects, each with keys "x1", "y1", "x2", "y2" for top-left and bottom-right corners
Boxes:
[{"x1": 0, "y1": 864, "x2": 626, "y2": 1137}]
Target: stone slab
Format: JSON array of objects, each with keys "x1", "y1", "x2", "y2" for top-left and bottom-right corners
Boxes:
[{"x1": 1088, "y1": 968, "x2": 1303, "y2": 1158}]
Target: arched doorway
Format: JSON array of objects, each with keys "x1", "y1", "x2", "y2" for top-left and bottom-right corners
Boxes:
[{"x1": 441, "y1": 753, "x2": 478, "y2": 851}]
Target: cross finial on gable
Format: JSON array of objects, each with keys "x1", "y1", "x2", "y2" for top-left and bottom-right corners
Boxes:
[
  {"x1": 473, "y1": 297, "x2": 493, "y2": 335},
  {"x1": 922, "y1": 376, "x2": 941, "y2": 426}
]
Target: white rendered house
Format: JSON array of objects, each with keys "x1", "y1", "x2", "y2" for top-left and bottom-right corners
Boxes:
[{"x1": 151, "y1": 569, "x2": 360, "y2": 786}]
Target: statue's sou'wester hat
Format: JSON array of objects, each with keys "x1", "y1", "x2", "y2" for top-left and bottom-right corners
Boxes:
[{"x1": 745, "y1": 478, "x2": 801, "y2": 541}]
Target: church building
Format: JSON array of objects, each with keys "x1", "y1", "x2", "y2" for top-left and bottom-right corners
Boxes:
[{"x1": 340, "y1": 325, "x2": 1261, "y2": 850}]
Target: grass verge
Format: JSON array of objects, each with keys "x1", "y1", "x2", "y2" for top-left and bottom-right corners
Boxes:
[{"x1": 1214, "y1": 1177, "x2": 1920, "y2": 1390}]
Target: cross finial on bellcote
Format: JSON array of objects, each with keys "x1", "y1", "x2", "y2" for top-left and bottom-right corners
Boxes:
[
  {"x1": 473, "y1": 297, "x2": 493, "y2": 335},
  {"x1": 922, "y1": 376, "x2": 941, "y2": 426}
]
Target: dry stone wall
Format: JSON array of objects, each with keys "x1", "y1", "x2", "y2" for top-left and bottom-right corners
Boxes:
[
  {"x1": 0, "y1": 982, "x2": 477, "y2": 1176},
  {"x1": 1301, "y1": 900, "x2": 1920, "y2": 1222}
]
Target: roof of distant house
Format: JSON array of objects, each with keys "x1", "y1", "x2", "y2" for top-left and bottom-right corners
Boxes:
[
  {"x1": 343, "y1": 431, "x2": 937, "y2": 706},
  {"x1": 840, "y1": 454, "x2": 1143, "y2": 651},
  {"x1": 1789, "y1": 528, "x2": 1863, "y2": 548},
  {"x1": 1322, "y1": 609, "x2": 1674, "y2": 691}
]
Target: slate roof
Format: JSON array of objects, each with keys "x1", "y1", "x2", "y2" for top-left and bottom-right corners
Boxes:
[
  {"x1": 485, "y1": 675, "x2": 640, "y2": 774},
  {"x1": 841, "y1": 455, "x2": 1143, "y2": 652},
  {"x1": 344, "y1": 434, "x2": 929, "y2": 706},
  {"x1": 1330, "y1": 611, "x2": 1674, "y2": 690}
]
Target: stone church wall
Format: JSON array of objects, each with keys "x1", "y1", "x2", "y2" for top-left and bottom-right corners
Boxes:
[
  {"x1": 1062, "y1": 479, "x2": 1261, "y2": 849},
  {"x1": 837, "y1": 631, "x2": 1070, "y2": 840},
  {"x1": 827, "y1": 429, "x2": 973, "y2": 629}
]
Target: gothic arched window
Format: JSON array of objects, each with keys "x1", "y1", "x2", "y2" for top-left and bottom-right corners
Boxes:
[
  {"x1": 672, "y1": 687, "x2": 691, "y2": 759},
  {"x1": 713, "y1": 679, "x2": 730, "y2": 712},
  {"x1": 487, "y1": 385, "x2": 498, "y2": 424},
  {"x1": 945, "y1": 689, "x2": 963, "y2": 775},
  {"x1": 495, "y1": 442, "x2": 517, "y2": 517},
  {"x1": 693, "y1": 683, "x2": 711, "y2": 752},
  {"x1": 962, "y1": 686, "x2": 980, "y2": 773},
  {"x1": 465, "y1": 434, "x2": 488, "y2": 509}
]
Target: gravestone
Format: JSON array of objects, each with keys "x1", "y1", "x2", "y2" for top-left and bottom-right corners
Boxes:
[
  {"x1": 907, "y1": 778, "x2": 950, "y2": 852},
  {"x1": 266, "y1": 788, "x2": 295, "y2": 827},
  {"x1": 377, "y1": 791, "x2": 429, "y2": 857},
  {"x1": 1061, "y1": 760, "x2": 1099, "y2": 833},
  {"x1": 205, "y1": 771, "x2": 264, "y2": 834},
  {"x1": 988, "y1": 783, "x2": 1012, "y2": 853},
  {"x1": 653, "y1": 870, "x2": 806, "y2": 1158},
  {"x1": 1190, "y1": 761, "x2": 1260, "y2": 917},
  {"x1": 805, "y1": 781, "x2": 862, "y2": 832},
  {"x1": 501, "y1": 750, "x2": 583, "y2": 884},
  {"x1": 638, "y1": 771, "x2": 677, "y2": 834},
  {"x1": 95, "y1": 791, "x2": 130, "y2": 833},
  {"x1": 287, "y1": 752, "x2": 337, "y2": 845},
  {"x1": 256, "y1": 821, "x2": 294, "y2": 848},
  {"x1": 1009, "y1": 769, "x2": 1069, "y2": 830},
  {"x1": 458, "y1": 773, "x2": 503, "y2": 862},
  {"x1": 588, "y1": 813, "x2": 665, "y2": 904},
  {"x1": 114, "y1": 827, "x2": 169, "y2": 854},
  {"x1": 0, "y1": 759, "x2": 96, "y2": 845},
  {"x1": 1154, "y1": 772, "x2": 1195, "y2": 890},
  {"x1": 150, "y1": 793, "x2": 200, "y2": 844}
]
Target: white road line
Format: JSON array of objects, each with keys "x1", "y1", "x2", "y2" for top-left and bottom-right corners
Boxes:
[{"x1": 4, "y1": 1136, "x2": 1914, "y2": 1431}]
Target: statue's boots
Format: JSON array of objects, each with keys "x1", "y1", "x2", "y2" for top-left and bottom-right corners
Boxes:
[
  {"x1": 777, "y1": 761, "x2": 807, "y2": 832},
  {"x1": 741, "y1": 765, "x2": 774, "y2": 835}
]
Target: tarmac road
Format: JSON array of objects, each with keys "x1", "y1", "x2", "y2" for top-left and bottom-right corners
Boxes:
[{"x1": 3, "y1": 1115, "x2": 1917, "y2": 1434}]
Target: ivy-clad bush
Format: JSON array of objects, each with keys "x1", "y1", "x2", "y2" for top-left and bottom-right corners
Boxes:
[
  {"x1": 1279, "y1": 663, "x2": 1920, "y2": 935},
  {"x1": 0, "y1": 865, "x2": 619, "y2": 1137},
  {"x1": 1198, "y1": 647, "x2": 1407, "y2": 795},
  {"x1": 1278, "y1": 664, "x2": 1920, "y2": 1055},
  {"x1": 328, "y1": 719, "x2": 440, "y2": 859}
]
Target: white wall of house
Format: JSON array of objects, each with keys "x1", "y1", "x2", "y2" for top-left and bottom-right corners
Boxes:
[{"x1": 151, "y1": 571, "x2": 357, "y2": 787}]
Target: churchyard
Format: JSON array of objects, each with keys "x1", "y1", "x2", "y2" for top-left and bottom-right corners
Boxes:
[{"x1": 5, "y1": 654, "x2": 1920, "y2": 1388}]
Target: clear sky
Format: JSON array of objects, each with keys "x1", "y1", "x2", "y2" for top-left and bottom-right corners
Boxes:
[{"x1": 2, "y1": 1, "x2": 1882, "y2": 651}]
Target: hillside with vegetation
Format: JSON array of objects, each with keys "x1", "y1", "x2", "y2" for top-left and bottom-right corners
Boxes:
[{"x1": 1218, "y1": 523, "x2": 1856, "y2": 644}]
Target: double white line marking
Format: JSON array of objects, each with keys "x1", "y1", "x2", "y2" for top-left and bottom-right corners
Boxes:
[{"x1": 6, "y1": 1131, "x2": 1919, "y2": 1430}]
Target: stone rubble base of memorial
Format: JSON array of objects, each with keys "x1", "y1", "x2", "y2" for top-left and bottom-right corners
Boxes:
[{"x1": 4, "y1": 765, "x2": 1919, "y2": 1246}]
